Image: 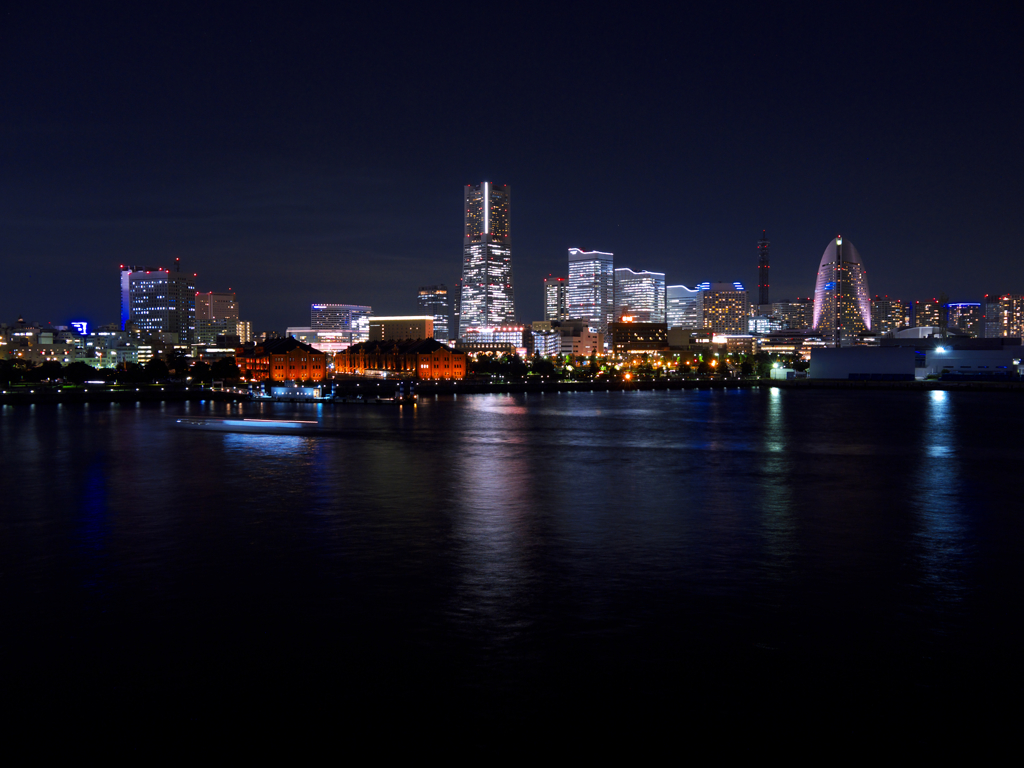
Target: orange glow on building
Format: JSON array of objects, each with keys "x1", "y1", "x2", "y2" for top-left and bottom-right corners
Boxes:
[{"x1": 235, "y1": 337, "x2": 327, "y2": 382}]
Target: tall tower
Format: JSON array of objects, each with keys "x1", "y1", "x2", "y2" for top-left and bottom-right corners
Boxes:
[
  {"x1": 757, "y1": 231, "x2": 770, "y2": 306},
  {"x1": 543, "y1": 276, "x2": 569, "y2": 321},
  {"x1": 613, "y1": 268, "x2": 667, "y2": 322},
  {"x1": 812, "y1": 236, "x2": 871, "y2": 347},
  {"x1": 125, "y1": 264, "x2": 196, "y2": 344},
  {"x1": 458, "y1": 182, "x2": 514, "y2": 339},
  {"x1": 567, "y1": 249, "x2": 614, "y2": 333},
  {"x1": 418, "y1": 285, "x2": 451, "y2": 342}
]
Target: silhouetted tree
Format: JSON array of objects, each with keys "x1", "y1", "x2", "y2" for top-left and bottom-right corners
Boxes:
[
  {"x1": 191, "y1": 361, "x2": 212, "y2": 383},
  {"x1": 210, "y1": 358, "x2": 240, "y2": 380},
  {"x1": 63, "y1": 361, "x2": 98, "y2": 384},
  {"x1": 144, "y1": 357, "x2": 169, "y2": 381}
]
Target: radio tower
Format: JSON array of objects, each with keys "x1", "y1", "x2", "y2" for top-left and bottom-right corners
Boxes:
[{"x1": 757, "y1": 230, "x2": 770, "y2": 306}]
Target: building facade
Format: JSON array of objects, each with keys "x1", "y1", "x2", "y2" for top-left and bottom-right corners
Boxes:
[
  {"x1": 126, "y1": 267, "x2": 196, "y2": 345},
  {"x1": 235, "y1": 337, "x2": 328, "y2": 382},
  {"x1": 614, "y1": 268, "x2": 666, "y2": 323},
  {"x1": 195, "y1": 291, "x2": 241, "y2": 344},
  {"x1": 608, "y1": 321, "x2": 669, "y2": 355},
  {"x1": 310, "y1": 304, "x2": 372, "y2": 345},
  {"x1": 701, "y1": 282, "x2": 748, "y2": 334},
  {"x1": 870, "y1": 296, "x2": 909, "y2": 335},
  {"x1": 567, "y1": 249, "x2": 614, "y2": 333},
  {"x1": 946, "y1": 303, "x2": 982, "y2": 336},
  {"x1": 667, "y1": 285, "x2": 703, "y2": 329},
  {"x1": 986, "y1": 294, "x2": 1024, "y2": 339},
  {"x1": 543, "y1": 276, "x2": 569, "y2": 321},
  {"x1": 459, "y1": 182, "x2": 515, "y2": 338},
  {"x1": 913, "y1": 299, "x2": 944, "y2": 330},
  {"x1": 812, "y1": 236, "x2": 871, "y2": 347},
  {"x1": 772, "y1": 300, "x2": 814, "y2": 330},
  {"x1": 334, "y1": 338, "x2": 467, "y2": 380},
  {"x1": 369, "y1": 316, "x2": 434, "y2": 342},
  {"x1": 417, "y1": 285, "x2": 450, "y2": 342}
]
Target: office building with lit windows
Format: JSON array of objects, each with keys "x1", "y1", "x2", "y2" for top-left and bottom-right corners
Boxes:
[
  {"x1": 543, "y1": 276, "x2": 569, "y2": 321},
  {"x1": 913, "y1": 299, "x2": 944, "y2": 329},
  {"x1": 700, "y1": 281, "x2": 748, "y2": 334},
  {"x1": 310, "y1": 304, "x2": 372, "y2": 346},
  {"x1": 947, "y1": 302, "x2": 982, "y2": 336},
  {"x1": 124, "y1": 266, "x2": 196, "y2": 344},
  {"x1": 458, "y1": 182, "x2": 515, "y2": 338},
  {"x1": 417, "y1": 285, "x2": 451, "y2": 342},
  {"x1": 567, "y1": 249, "x2": 614, "y2": 333},
  {"x1": 812, "y1": 236, "x2": 871, "y2": 347},
  {"x1": 985, "y1": 294, "x2": 1024, "y2": 339},
  {"x1": 772, "y1": 299, "x2": 814, "y2": 330},
  {"x1": 614, "y1": 268, "x2": 666, "y2": 323},
  {"x1": 667, "y1": 285, "x2": 703, "y2": 329},
  {"x1": 871, "y1": 296, "x2": 909, "y2": 335}
]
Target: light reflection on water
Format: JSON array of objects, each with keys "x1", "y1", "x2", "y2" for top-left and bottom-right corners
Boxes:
[
  {"x1": 913, "y1": 389, "x2": 968, "y2": 603},
  {"x1": 2, "y1": 389, "x2": 1022, "y2": 713}
]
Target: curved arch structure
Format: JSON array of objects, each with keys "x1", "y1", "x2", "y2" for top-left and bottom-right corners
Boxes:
[{"x1": 812, "y1": 236, "x2": 871, "y2": 346}]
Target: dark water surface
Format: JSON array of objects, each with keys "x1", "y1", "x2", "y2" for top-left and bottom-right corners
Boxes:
[{"x1": 2, "y1": 389, "x2": 1022, "y2": 731}]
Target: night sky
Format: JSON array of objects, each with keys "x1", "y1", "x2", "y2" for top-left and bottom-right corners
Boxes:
[{"x1": 3, "y1": 3, "x2": 1022, "y2": 333}]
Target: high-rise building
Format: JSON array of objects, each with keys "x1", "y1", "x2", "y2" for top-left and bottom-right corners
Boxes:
[
  {"x1": 120, "y1": 264, "x2": 160, "y2": 330},
  {"x1": 913, "y1": 299, "x2": 944, "y2": 329},
  {"x1": 667, "y1": 285, "x2": 703, "y2": 329},
  {"x1": 417, "y1": 285, "x2": 451, "y2": 342},
  {"x1": 567, "y1": 249, "x2": 614, "y2": 333},
  {"x1": 458, "y1": 182, "x2": 514, "y2": 338},
  {"x1": 614, "y1": 268, "x2": 666, "y2": 323},
  {"x1": 195, "y1": 291, "x2": 240, "y2": 344},
  {"x1": 700, "y1": 282, "x2": 748, "y2": 333},
  {"x1": 196, "y1": 292, "x2": 238, "y2": 322},
  {"x1": 773, "y1": 299, "x2": 814, "y2": 330},
  {"x1": 310, "y1": 304, "x2": 372, "y2": 345},
  {"x1": 983, "y1": 294, "x2": 1002, "y2": 338},
  {"x1": 124, "y1": 265, "x2": 196, "y2": 344},
  {"x1": 871, "y1": 296, "x2": 909, "y2": 335},
  {"x1": 946, "y1": 303, "x2": 982, "y2": 336},
  {"x1": 984, "y1": 294, "x2": 1024, "y2": 339},
  {"x1": 757, "y1": 231, "x2": 770, "y2": 306},
  {"x1": 543, "y1": 276, "x2": 569, "y2": 322},
  {"x1": 812, "y1": 236, "x2": 871, "y2": 347}
]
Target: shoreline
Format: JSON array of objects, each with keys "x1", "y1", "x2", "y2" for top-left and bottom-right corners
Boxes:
[{"x1": 3, "y1": 377, "x2": 1022, "y2": 405}]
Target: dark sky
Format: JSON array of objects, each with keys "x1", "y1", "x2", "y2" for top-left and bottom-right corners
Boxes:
[{"x1": 3, "y1": 3, "x2": 1022, "y2": 332}]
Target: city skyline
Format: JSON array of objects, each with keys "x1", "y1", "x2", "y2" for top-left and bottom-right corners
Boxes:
[{"x1": 2, "y1": 6, "x2": 1022, "y2": 332}]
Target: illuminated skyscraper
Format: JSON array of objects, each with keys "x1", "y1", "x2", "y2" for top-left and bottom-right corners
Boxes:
[
  {"x1": 757, "y1": 231, "x2": 770, "y2": 306},
  {"x1": 812, "y1": 236, "x2": 871, "y2": 347},
  {"x1": 667, "y1": 285, "x2": 703, "y2": 329},
  {"x1": 946, "y1": 302, "x2": 981, "y2": 336},
  {"x1": 458, "y1": 182, "x2": 514, "y2": 339},
  {"x1": 700, "y1": 282, "x2": 748, "y2": 333},
  {"x1": 614, "y1": 268, "x2": 666, "y2": 322},
  {"x1": 870, "y1": 296, "x2": 909, "y2": 335},
  {"x1": 417, "y1": 285, "x2": 451, "y2": 342},
  {"x1": 124, "y1": 264, "x2": 196, "y2": 344},
  {"x1": 567, "y1": 249, "x2": 614, "y2": 333},
  {"x1": 984, "y1": 294, "x2": 1024, "y2": 339},
  {"x1": 543, "y1": 276, "x2": 569, "y2": 321},
  {"x1": 913, "y1": 299, "x2": 944, "y2": 329}
]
